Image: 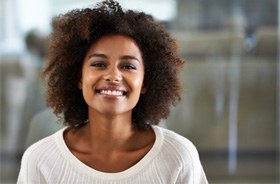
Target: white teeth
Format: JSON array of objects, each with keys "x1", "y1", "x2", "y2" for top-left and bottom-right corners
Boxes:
[{"x1": 100, "y1": 90, "x2": 123, "y2": 96}]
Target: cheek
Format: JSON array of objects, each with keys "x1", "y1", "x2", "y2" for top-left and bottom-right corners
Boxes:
[
  {"x1": 81, "y1": 68, "x2": 96, "y2": 84},
  {"x1": 80, "y1": 72, "x2": 96, "y2": 93},
  {"x1": 132, "y1": 75, "x2": 145, "y2": 91}
]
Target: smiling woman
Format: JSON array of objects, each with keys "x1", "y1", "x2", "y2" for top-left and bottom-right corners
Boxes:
[
  {"x1": 17, "y1": 0, "x2": 208, "y2": 183},
  {"x1": 80, "y1": 34, "x2": 145, "y2": 117}
]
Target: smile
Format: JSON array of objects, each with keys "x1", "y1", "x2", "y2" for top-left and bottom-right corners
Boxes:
[{"x1": 96, "y1": 88, "x2": 128, "y2": 97}]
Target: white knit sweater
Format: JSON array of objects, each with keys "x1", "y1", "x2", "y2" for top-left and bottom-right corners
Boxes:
[{"x1": 17, "y1": 126, "x2": 208, "y2": 184}]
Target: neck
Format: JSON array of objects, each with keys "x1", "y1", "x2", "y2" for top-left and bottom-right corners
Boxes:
[{"x1": 84, "y1": 110, "x2": 138, "y2": 152}]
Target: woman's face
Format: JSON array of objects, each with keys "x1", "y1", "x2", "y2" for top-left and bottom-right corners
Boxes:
[{"x1": 80, "y1": 34, "x2": 145, "y2": 117}]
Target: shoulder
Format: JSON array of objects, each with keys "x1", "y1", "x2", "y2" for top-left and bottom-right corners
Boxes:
[
  {"x1": 155, "y1": 126, "x2": 199, "y2": 156},
  {"x1": 153, "y1": 126, "x2": 202, "y2": 168},
  {"x1": 21, "y1": 128, "x2": 64, "y2": 166},
  {"x1": 18, "y1": 128, "x2": 66, "y2": 183},
  {"x1": 153, "y1": 126, "x2": 208, "y2": 183}
]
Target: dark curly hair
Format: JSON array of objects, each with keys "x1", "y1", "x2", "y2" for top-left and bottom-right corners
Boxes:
[{"x1": 43, "y1": 0, "x2": 184, "y2": 130}]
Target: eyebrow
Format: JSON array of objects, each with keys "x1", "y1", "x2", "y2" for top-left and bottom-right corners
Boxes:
[
  {"x1": 121, "y1": 55, "x2": 141, "y2": 63},
  {"x1": 88, "y1": 53, "x2": 107, "y2": 59},
  {"x1": 88, "y1": 54, "x2": 141, "y2": 62}
]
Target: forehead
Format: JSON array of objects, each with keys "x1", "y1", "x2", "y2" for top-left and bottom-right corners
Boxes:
[{"x1": 88, "y1": 34, "x2": 141, "y2": 54}]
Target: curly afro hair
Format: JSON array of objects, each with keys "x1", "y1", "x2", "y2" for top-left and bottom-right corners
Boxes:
[{"x1": 43, "y1": 0, "x2": 184, "y2": 130}]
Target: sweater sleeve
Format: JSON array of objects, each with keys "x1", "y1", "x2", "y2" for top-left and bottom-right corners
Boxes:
[
  {"x1": 17, "y1": 151, "x2": 28, "y2": 184},
  {"x1": 17, "y1": 147, "x2": 37, "y2": 184},
  {"x1": 179, "y1": 140, "x2": 208, "y2": 184},
  {"x1": 17, "y1": 140, "x2": 48, "y2": 184}
]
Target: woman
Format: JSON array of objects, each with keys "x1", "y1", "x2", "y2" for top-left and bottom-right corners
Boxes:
[{"x1": 17, "y1": 0, "x2": 208, "y2": 183}]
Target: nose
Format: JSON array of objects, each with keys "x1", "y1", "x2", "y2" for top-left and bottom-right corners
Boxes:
[{"x1": 103, "y1": 66, "x2": 122, "y2": 82}]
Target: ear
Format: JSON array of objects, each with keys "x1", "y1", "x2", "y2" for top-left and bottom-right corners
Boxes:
[
  {"x1": 78, "y1": 81, "x2": 82, "y2": 89},
  {"x1": 141, "y1": 85, "x2": 147, "y2": 94}
]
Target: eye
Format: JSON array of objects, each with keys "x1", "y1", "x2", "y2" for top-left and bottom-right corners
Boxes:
[
  {"x1": 90, "y1": 62, "x2": 106, "y2": 68},
  {"x1": 122, "y1": 64, "x2": 136, "y2": 70}
]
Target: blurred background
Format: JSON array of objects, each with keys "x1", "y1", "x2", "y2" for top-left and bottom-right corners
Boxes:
[{"x1": 0, "y1": 0, "x2": 279, "y2": 183}]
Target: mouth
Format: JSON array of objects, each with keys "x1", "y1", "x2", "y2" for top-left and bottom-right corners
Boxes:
[{"x1": 96, "y1": 88, "x2": 128, "y2": 97}]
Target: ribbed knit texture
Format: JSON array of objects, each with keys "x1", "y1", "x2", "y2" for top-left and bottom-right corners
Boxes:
[{"x1": 17, "y1": 126, "x2": 208, "y2": 184}]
